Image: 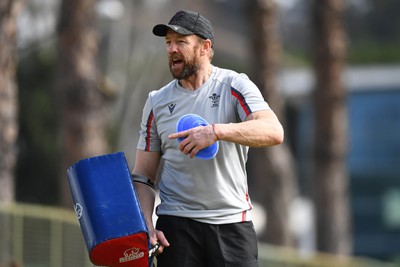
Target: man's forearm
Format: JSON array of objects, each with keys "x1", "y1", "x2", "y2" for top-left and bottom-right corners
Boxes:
[
  {"x1": 133, "y1": 182, "x2": 156, "y2": 232},
  {"x1": 213, "y1": 113, "x2": 284, "y2": 147}
]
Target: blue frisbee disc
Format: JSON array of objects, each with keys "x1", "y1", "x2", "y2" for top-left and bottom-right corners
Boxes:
[{"x1": 176, "y1": 114, "x2": 219, "y2": 160}]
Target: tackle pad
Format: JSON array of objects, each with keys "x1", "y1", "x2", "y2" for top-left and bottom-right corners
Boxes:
[{"x1": 67, "y1": 152, "x2": 156, "y2": 267}]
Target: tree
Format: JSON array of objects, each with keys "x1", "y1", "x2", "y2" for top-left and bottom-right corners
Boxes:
[
  {"x1": 312, "y1": 0, "x2": 351, "y2": 255},
  {"x1": 0, "y1": 1, "x2": 24, "y2": 264},
  {"x1": 0, "y1": 0, "x2": 24, "y2": 203},
  {"x1": 56, "y1": 0, "x2": 110, "y2": 208},
  {"x1": 248, "y1": 0, "x2": 298, "y2": 246}
]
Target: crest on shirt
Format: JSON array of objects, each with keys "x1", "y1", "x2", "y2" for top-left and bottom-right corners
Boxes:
[
  {"x1": 168, "y1": 103, "x2": 176, "y2": 114},
  {"x1": 209, "y1": 93, "x2": 220, "y2": 108}
]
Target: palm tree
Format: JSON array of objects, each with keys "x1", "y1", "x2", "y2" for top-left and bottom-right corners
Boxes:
[
  {"x1": 0, "y1": 0, "x2": 23, "y2": 203},
  {"x1": 56, "y1": 0, "x2": 110, "y2": 208},
  {"x1": 0, "y1": 0, "x2": 23, "y2": 264},
  {"x1": 312, "y1": 0, "x2": 352, "y2": 255},
  {"x1": 249, "y1": 0, "x2": 298, "y2": 246}
]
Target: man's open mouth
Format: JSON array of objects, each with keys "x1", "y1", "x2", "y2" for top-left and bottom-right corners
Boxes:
[{"x1": 172, "y1": 58, "x2": 183, "y2": 67}]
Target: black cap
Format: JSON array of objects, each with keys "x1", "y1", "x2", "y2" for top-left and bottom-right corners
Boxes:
[{"x1": 153, "y1": 10, "x2": 214, "y2": 47}]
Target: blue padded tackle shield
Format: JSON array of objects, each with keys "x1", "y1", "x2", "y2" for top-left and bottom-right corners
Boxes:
[{"x1": 67, "y1": 152, "x2": 154, "y2": 267}]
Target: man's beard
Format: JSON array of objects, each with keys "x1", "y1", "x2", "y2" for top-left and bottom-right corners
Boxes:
[{"x1": 169, "y1": 57, "x2": 201, "y2": 80}]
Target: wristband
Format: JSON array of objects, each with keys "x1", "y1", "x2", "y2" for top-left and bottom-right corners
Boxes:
[
  {"x1": 212, "y1": 124, "x2": 220, "y2": 140},
  {"x1": 131, "y1": 173, "x2": 155, "y2": 190}
]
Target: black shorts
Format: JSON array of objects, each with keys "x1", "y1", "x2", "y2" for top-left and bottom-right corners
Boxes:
[{"x1": 155, "y1": 215, "x2": 259, "y2": 267}]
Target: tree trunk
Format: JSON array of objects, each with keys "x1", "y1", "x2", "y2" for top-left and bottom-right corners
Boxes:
[
  {"x1": 249, "y1": 0, "x2": 298, "y2": 246},
  {"x1": 312, "y1": 0, "x2": 352, "y2": 255},
  {"x1": 56, "y1": 0, "x2": 109, "y2": 208},
  {"x1": 0, "y1": 1, "x2": 23, "y2": 265},
  {"x1": 0, "y1": 0, "x2": 23, "y2": 203}
]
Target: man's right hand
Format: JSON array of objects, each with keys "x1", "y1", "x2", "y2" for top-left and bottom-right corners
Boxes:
[{"x1": 150, "y1": 229, "x2": 170, "y2": 256}]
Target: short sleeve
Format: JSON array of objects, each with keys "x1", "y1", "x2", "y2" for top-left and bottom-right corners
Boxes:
[
  {"x1": 137, "y1": 93, "x2": 161, "y2": 152},
  {"x1": 231, "y1": 73, "x2": 270, "y2": 121}
]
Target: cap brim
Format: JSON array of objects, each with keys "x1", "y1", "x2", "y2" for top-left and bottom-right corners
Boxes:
[{"x1": 153, "y1": 24, "x2": 194, "y2": 37}]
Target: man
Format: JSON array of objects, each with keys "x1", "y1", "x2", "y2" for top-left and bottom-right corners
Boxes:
[{"x1": 131, "y1": 10, "x2": 284, "y2": 267}]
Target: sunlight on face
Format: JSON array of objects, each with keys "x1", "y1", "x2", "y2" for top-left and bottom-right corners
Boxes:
[{"x1": 165, "y1": 31, "x2": 202, "y2": 80}]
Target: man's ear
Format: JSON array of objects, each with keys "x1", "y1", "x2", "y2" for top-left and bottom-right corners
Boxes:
[{"x1": 200, "y1": 39, "x2": 212, "y2": 56}]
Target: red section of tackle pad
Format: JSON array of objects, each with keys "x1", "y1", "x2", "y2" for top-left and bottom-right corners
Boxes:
[{"x1": 90, "y1": 232, "x2": 149, "y2": 267}]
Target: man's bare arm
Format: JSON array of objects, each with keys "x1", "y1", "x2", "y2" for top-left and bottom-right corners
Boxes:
[
  {"x1": 131, "y1": 149, "x2": 169, "y2": 252},
  {"x1": 213, "y1": 109, "x2": 284, "y2": 147},
  {"x1": 168, "y1": 109, "x2": 284, "y2": 158}
]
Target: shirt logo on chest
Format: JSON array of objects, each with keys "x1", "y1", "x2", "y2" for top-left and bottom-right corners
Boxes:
[
  {"x1": 168, "y1": 103, "x2": 176, "y2": 114},
  {"x1": 209, "y1": 93, "x2": 220, "y2": 108}
]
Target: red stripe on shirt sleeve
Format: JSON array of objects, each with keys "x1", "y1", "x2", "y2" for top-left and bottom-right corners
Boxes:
[
  {"x1": 231, "y1": 87, "x2": 251, "y2": 117},
  {"x1": 145, "y1": 110, "x2": 154, "y2": 151}
]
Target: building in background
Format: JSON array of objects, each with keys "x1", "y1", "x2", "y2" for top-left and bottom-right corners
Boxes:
[{"x1": 280, "y1": 65, "x2": 400, "y2": 261}]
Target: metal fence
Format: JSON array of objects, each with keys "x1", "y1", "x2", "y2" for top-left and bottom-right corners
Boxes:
[
  {"x1": 0, "y1": 202, "x2": 91, "y2": 267},
  {"x1": 0, "y1": 202, "x2": 398, "y2": 267}
]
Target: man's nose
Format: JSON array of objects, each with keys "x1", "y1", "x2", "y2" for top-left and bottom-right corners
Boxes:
[{"x1": 167, "y1": 42, "x2": 178, "y2": 53}]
